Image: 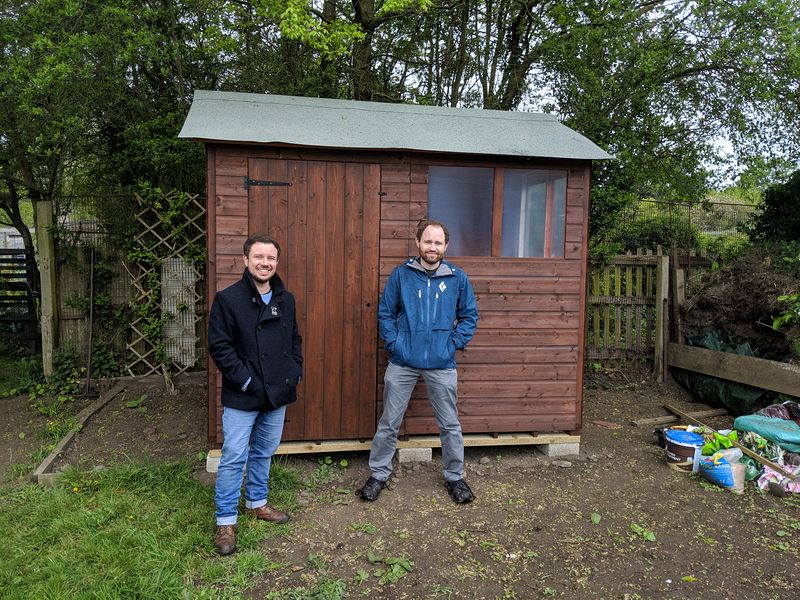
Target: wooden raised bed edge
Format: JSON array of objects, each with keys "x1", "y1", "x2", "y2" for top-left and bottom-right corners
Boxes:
[{"x1": 667, "y1": 342, "x2": 800, "y2": 398}]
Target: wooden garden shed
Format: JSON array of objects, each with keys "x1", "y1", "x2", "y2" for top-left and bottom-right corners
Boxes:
[{"x1": 179, "y1": 90, "x2": 611, "y2": 450}]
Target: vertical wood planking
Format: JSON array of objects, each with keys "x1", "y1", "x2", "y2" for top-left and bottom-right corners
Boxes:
[
  {"x1": 360, "y1": 163, "x2": 381, "y2": 437},
  {"x1": 614, "y1": 264, "x2": 622, "y2": 355},
  {"x1": 304, "y1": 161, "x2": 327, "y2": 440},
  {"x1": 340, "y1": 163, "x2": 363, "y2": 438},
  {"x1": 324, "y1": 162, "x2": 345, "y2": 438},
  {"x1": 283, "y1": 160, "x2": 308, "y2": 440},
  {"x1": 625, "y1": 261, "x2": 633, "y2": 361}
]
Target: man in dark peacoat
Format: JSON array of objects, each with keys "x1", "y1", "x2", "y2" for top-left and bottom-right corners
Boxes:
[{"x1": 208, "y1": 234, "x2": 302, "y2": 556}]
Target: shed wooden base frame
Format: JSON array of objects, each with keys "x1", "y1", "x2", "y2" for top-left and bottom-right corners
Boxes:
[
  {"x1": 206, "y1": 433, "x2": 580, "y2": 471},
  {"x1": 276, "y1": 432, "x2": 580, "y2": 455}
]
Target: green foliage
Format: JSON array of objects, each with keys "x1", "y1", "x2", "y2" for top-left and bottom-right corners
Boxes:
[
  {"x1": 3, "y1": 0, "x2": 799, "y2": 274},
  {"x1": 696, "y1": 233, "x2": 750, "y2": 264},
  {"x1": 629, "y1": 523, "x2": 657, "y2": 542},
  {"x1": 0, "y1": 356, "x2": 44, "y2": 397},
  {"x1": 772, "y1": 293, "x2": 800, "y2": 331},
  {"x1": 609, "y1": 211, "x2": 698, "y2": 253},
  {"x1": 745, "y1": 169, "x2": 800, "y2": 244}
]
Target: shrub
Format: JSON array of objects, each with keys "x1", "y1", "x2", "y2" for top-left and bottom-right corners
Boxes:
[
  {"x1": 744, "y1": 169, "x2": 800, "y2": 243},
  {"x1": 609, "y1": 212, "x2": 698, "y2": 252}
]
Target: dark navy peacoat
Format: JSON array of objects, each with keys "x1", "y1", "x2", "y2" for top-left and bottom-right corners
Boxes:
[{"x1": 208, "y1": 270, "x2": 303, "y2": 412}]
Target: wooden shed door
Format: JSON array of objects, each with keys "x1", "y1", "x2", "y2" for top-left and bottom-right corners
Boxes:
[{"x1": 247, "y1": 158, "x2": 380, "y2": 441}]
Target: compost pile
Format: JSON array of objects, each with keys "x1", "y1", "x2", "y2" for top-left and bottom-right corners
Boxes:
[{"x1": 681, "y1": 246, "x2": 800, "y2": 362}]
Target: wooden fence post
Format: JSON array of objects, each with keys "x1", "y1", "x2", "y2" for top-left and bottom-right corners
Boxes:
[
  {"x1": 34, "y1": 200, "x2": 58, "y2": 377},
  {"x1": 654, "y1": 252, "x2": 669, "y2": 382}
]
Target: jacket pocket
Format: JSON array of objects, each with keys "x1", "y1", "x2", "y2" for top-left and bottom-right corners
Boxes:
[{"x1": 429, "y1": 331, "x2": 456, "y2": 369}]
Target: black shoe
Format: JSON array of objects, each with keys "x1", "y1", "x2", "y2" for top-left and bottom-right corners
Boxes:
[
  {"x1": 445, "y1": 479, "x2": 475, "y2": 504},
  {"x1": 356, "y1": 476, "x2": 386, "y2": 501}
]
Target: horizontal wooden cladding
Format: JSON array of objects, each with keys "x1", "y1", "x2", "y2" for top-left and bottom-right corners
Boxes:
[
  {"x1": 382, "y1": 163, "x2": 427, "y2": 184},
  {"x1": 215, "y1": 233, "x2": 247, "y2": 255},
  {"x1": 216, "y1": 195, "x2": 248, "y2": 217},
  {"x1": 380, "y1": 183, "x2": 426, "y2": 206},
  {"x1": 458, "y1": 362, "x2": 577, "y2": 380},
  {"x1": 471, "y1": 276, "x2": 581, "y2": 295},
  {"x1": 381, "y1": 220, "x2": 415, "y2": 240},
  {"x1": 565, "y1": 223, "x2": 584, "y2": 244},
  {"x1": 567, "y1": 167, "x2": 587, "y2": 190},
  {"x1": 566, "y1": 187, "x2": 585, "y2": 208},
  {"x1": 377, "y1": 346, "x2": 580, "y2": 367},
  {"x1": 216, "y1": 174, "x2": 247, "y2": 196},
  {"x1": 457, "y1": 346, "x2": 579, "y2": 363},
  {"x1": 450, "y1": 258, "x2": 582, "y2": 277},
  {"x1": 403, "y1": 413, "x2": 579, "y2": 435},
  {"x1": 216, "y1": 215, "x2": 248, "y2": 237},
  {"x1": 478, "y1": 311, "x2": 580, "y2": 329},
  {"x1": 407, "y1": 396, "x2": 577, "y2": 418},
  {"x1": 473, "y1": 294, "x2": 580, "y2": 312},
  {"x1": 380, "y1": 238, "x2": 416, "y2": 263},
  {"x1": 470, "y1": 329, "x2": 580, "y2": 347},
  {"x1": 216, "y1": 153, "x2": 247, "y2": 177}
]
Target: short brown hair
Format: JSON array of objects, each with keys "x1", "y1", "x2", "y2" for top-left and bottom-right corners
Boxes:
[
  {"x1": 416, "y1": 219, "x2": 449, "y2": 244},
  {"x1": 243, "y1": 234, "x2": 281, "y2": 257}
]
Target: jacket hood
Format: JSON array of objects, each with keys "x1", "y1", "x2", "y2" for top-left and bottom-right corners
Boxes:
[{"x1": 404, "y1": 257, "x2": 455, "y2": 277}]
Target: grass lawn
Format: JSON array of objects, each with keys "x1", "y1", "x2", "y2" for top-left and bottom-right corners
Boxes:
[{"x1": 0, "y1": 461, "x2": 303, "y2": 599}]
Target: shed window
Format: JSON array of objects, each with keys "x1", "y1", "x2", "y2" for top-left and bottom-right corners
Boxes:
[
  {"x1": 427, "y1": 166, "x2": 567, "y2": 257},
  {"x1": 501, "y1": 170, "x2": 567, "y2": 258},
  {"x1": 428, "y1": 166, "x2": 493, "y2": 256}
]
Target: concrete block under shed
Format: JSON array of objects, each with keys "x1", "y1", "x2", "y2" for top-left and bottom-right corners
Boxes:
[
  {"x1": 206, "y1": 448, "x2": 221, "y2": 473},
  {"x1": 398, "y1": 447, "x2": 433, "y2": 463},
  {"x1": 539, "y1": 442, "x2": 581, "y2": 457}
]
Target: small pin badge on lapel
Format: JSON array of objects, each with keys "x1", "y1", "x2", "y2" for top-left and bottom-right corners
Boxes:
[{"x1": 271, "y1": 306, "x2": 278, "y2": 316}]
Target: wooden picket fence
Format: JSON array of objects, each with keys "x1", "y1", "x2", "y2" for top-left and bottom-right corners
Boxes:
[{"x1": 587, "y1": 249, "x2": 713, "y2": 369}]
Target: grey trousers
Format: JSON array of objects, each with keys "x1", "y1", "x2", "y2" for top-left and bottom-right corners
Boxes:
[{"x1": 368, "y1": 362, "x2": 464, "y2": 482}]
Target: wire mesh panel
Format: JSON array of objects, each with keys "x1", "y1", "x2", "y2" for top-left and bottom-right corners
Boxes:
[{"x1": 608, "y1": 199, "x2": 755, "y2": 253}]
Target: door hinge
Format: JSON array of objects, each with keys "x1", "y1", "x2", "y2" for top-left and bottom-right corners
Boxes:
[{"x1": 244, "y1": 177, "x2": 292, "y2": 190}]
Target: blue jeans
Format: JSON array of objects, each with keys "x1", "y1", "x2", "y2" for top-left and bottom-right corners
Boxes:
[
  {"x1": 369, "y1": 362, "x2": 463, "y2": 482},
  {"x1": 215, "y1": 405, "x2": 286, "y2": 526}
]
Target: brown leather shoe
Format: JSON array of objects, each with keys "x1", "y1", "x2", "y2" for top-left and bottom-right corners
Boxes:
[
  {"x1": 214, "y1": 524, "x2": 237, "y2": 556},
  {"x1": 245, "y1": 504, "x2": 290, "y2": 523}
]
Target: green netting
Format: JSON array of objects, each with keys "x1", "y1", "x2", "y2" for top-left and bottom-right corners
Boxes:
[{"x1": 670, "y1": 330, "x2": 767, "y2": 416}]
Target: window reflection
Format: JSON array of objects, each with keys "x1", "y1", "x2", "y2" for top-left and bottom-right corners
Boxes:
[
  {"x1": 502, "y1": 170, "x2": 566, "y2": 258},
  {"x1": 428, "y1": 166, "x2": 493, "y2": 256}
]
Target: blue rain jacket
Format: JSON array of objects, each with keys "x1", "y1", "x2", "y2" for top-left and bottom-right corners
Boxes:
[{"x1": 379, "y1": 258, "x2": 478, "y2": 370}]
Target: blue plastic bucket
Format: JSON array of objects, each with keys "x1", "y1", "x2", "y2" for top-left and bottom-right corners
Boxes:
[{"x1": 664, "y1": 429, "x2": 705, "y2": 473}]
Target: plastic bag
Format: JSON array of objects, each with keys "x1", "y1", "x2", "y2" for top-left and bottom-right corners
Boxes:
[
  {"x1": 698, "y1": 449, "x2": 745, "y2": 493},
  {"x1": 739, "y1": 455, "x2": 761, "y2": 481}
]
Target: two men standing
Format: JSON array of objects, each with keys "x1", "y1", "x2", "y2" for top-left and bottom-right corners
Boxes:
[{"x1": 208, "y1": 220, "x2": 478, "y2": 554}]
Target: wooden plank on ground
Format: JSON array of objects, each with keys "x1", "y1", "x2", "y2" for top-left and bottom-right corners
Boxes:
[
  {"x1": 667, "y1": 342, "x2": 800, "y2": 397},
  {"x1": 33, "y1": 382, "x2": 127, "y2": 485},
  {"x1": 632, "y1": 408, "x2": 729, "y2": 427}
]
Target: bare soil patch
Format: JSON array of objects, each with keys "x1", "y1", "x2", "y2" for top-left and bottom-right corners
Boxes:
[{"x1": 1, "y1": 372, "x2": 799, "y2": 598}]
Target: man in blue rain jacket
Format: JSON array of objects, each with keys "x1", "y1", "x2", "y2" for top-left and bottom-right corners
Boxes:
[{"x1": 357, "y1": 219, "x2": 479, "y2": 504}]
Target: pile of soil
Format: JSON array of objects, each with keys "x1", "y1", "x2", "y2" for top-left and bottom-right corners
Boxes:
[{"x1": 681, "y1": 247, "x2": 799, "y2": 360}]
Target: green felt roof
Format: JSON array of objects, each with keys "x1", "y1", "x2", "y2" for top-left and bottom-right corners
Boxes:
[{"x1": 179, "y1": 90, "x2": 612, "y2": 160}]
